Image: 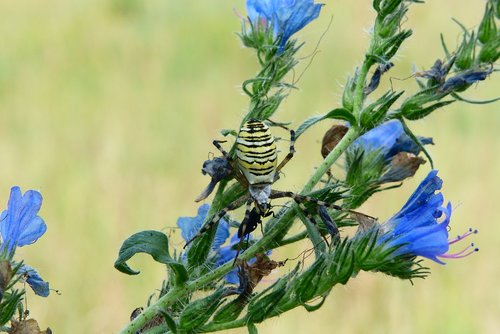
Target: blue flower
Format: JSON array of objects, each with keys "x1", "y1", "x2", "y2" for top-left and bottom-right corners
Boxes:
[
  {"x1": 0, "y1": 187, "x2": 47, "y2": 254},
  {"x1": 246, "y1": 0, "x2": 324, "y2": 53},
  {"x1": 18, "y1": 265, "x2": 50, "y2": 297},
  {"x1": 349, "y1": 120, "x2": 433, "y2": 184},
  {"x1": 177, "y1": 204, "x2": 229, "y2": 251},
  {"x1": 378, "y1": 170, "x2": 478, "y2": 264},
  {"x1": 178, "y1": 205, "x2": 240, "y2": 283},
  {"x1": 352, "y1": 120, "x2": 433, "y2": 160}
]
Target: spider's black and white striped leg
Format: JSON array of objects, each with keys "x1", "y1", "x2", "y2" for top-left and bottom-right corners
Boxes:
[
  {"x1": 233, "y1": 199, "x2": 256, "y2": 266},
  {"x1": 271, "y1": 191, "x2": 376, "y2": 221},
  {"x1": 184, "y1": 195, "x2": 249, "y2": 249},
  {"x1": 275, "y1": 128, "x2": 296, "y2": 174},
  {"x1": 270, "y1": 191, "x2": 330, "y2": 246},
  {"x1": 213, "y1": 140, "x2": 231, "y2": 161}
]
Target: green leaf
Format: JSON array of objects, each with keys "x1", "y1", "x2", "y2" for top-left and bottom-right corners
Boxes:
[
  {"x1": 399, "y1": 118, "x2": 434, "y2": 168},
  {"x1": 302, "y1": 296, "x2": 327, "y2": 312},
  {"x1": 404, "y1": 100, "x2": 455, "y2": 121},
  {"x1": 248, "y1": 323, "x2": 258, "y2": 334},
  {"x1": 179, "y1": 289, "x2": 226, "y2": 331},
  {"x1": 159, "y1": 310, "x2": 178, "y2": 334},
  {"x1": 293, "y1": 256, "x2": 326, "y2": 301},
  {"x1": 221, "y1": 129, "x2": 237, "y2": 137},
  {"x1": 360, "y1": 91, "x2": 403, "y2": 129},
  {"x1": 212, "y1": 297, "x2": 247, "y2": 323},
  {"x1": 0, "y1": 290, "x2": 23, "y2": 326},
  {"x1": 114, "y1": 230, "x2": 188, "y2": 285},
  {"x1": 295, "y1": 108, "x2": 355, "y2": 139}
]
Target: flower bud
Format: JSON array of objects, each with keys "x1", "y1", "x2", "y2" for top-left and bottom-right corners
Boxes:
[
  {"x1": 478, "y1": 34, "x2": 500, "y2": 63},
  {"x1": 455, "y1": 32, "x2": 476, "y2": 70},
  {"x1": 376, "y1": 6, "x2": 407, "y2": 38},
  {"x1": 374, "y1": 0, "x2": 404, "y2": 18},
  {"x1": 478, "y1": 4, "x2": 497, "y2": 44},
  {"x1": 342, "y1": 75, "x2": 356, "y2": 112}
]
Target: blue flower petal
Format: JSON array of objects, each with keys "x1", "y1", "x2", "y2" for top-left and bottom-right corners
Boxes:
[
  {"x1": 395, "y1": 170, "x2": 442, "y2": 218},
  {"x1": 352, "y1": 120, "x2": 433, "y2": 160},
  {"x1": 280, "y1": 0, "x2": 323, "y2": 50},
  {"x1": 352, "y1": 120, "x2": 402, "y2": 157},
  {"x1": 246, "y1": 0, "x2": 323, "y2": 53},
  {"x1": 388, "y1": 135, "x2": 433, "y2": 158},
  {"x1": 177, "y1": 204, "x2": 230, "y2": 251},
  {"x1": 0, "y1": 187, "x2": 46, "y2": 253},
  {"x1": 379, "y1": 171, "x2": 452, "y2": 264},
  {"x1": 18, "y1": 265, "x2": 50, "y2": 297}
]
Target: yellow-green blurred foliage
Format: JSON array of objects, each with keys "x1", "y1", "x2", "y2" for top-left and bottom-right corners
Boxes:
[{"x1": 0, "y1": 1, "x2": 498, "y2": 333}]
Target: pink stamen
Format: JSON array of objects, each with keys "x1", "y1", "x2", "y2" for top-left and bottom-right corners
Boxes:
[
  {"x1": 448, "y1": 228, "x2": 478, "y2": 245},
  {"x1": 439, "y1": 247, "x2": 478, "y2": 259},
  {"x1": 232, "y1": 8, "x2": 245, "y2": 21},
  {"x1": 439, "y1": 227, "x2": 479, "y2": 260}
]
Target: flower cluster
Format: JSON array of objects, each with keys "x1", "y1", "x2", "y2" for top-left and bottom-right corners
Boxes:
[{"x1": 0, "y1": 186, "x2": 50, "y2": 297}]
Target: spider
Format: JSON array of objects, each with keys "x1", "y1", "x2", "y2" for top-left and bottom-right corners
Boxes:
[{"x1": 185, "y1": 119, "x2": 370, "y2": 255}]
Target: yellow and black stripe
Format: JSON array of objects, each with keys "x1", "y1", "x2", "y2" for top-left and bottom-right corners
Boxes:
[{"x1": 236, "y1": 119, "x2": 277, "y2": 184}]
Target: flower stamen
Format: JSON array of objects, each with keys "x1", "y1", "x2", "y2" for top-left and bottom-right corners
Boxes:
[
  {"x1": 448, "y1": 228, "x2": 478, "y2": 245},
  {"x1": 439, "y1": 243, "x2": 479, "y2": 259}
]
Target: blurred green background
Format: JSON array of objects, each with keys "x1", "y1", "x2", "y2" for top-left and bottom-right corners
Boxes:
[{"x1": 0, "y1": 1, "x2": 498, "y2": 333}]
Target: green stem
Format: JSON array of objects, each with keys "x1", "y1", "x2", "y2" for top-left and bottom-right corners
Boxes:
[
  {"x1": 275, "y1": 230, "x2": 308, "y2": 247},
  {"x1": 353, "y1": 58, "x2": 374, "y2": 119},
  {"x1": 296, "y1": 207, "x2": 325, "y2": 256},
  {"x1": 301, "y1": 126, "x2": 360, "y2": 193},
  {"x1": 118, "y1": 287, "x2": 186, "y2": 334},
  {"x1": 200, "y1": 317, "x2": 248, "y2": 332}
]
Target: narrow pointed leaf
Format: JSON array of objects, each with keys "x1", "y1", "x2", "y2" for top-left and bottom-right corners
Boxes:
[{"x1": 295, "y1": 108, "x2": 355, "y2": 139}]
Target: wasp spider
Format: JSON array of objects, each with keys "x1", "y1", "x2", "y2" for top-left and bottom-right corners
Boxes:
[{"x1": 185, "y1": 119, "x2": 370, "y2": 258}]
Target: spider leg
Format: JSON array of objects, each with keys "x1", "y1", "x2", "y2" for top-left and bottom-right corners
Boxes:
[
  {"x1": 233, "y1": 198, "x2": 255, "y2": 266},
  {"x1": 270, "y1": 191, "x2": 376, "y2": 221},
  {"x1": 275, "y1": 128, "x2": 296, "y2": 174},
  {"x1": 213, "y1": 140, "x2": 231, "y2": 161},
  {"x1": 270, "y1": 191, "x2": 331, "y2": 246},
  {"x1": 184, "y1": 194, "x2": 250, "y2": 248}
]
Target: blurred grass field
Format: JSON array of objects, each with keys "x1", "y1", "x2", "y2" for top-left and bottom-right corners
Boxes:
[{"x1": 0, "y1": 1, "x2": 499, "y2": 333}]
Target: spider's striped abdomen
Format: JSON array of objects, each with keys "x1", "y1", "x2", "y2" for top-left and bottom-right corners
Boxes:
[{"x1": 236, "y1": 120, "x2": 277, "y2": 185}]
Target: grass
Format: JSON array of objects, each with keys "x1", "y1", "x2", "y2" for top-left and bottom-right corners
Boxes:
[{"x1": 0, "y1": 1, "x2": 498, "y2": 333}]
